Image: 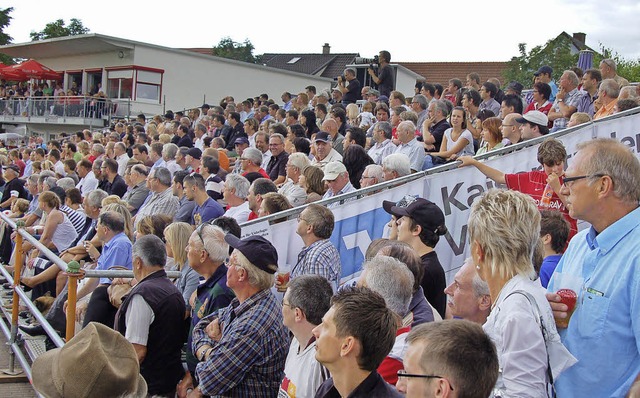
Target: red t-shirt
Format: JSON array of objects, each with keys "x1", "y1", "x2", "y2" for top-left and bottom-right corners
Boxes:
[
  {"x1": 378, "y1": 326, "x2": 411, "y2": 385},
  {"x1": 505, "y1": 170, "x2": 577, "y2": 239}
]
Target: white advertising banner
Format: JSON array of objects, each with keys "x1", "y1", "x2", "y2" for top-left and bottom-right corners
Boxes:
[{"x1": 244, "y1": 111, "x2": 640, "y2": 284}]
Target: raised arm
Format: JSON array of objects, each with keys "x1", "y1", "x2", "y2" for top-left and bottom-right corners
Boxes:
[{"x1": 458, "y1": 156, "x2": 506, "y2": 184}]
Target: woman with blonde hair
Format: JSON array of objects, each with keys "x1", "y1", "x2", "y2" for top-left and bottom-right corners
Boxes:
[
  {"x1": 346, "y1": 103, "x2": 360, "y2": 126},
  {"x1": 469, "y1": 189, "x2": 575, "y2": 396},
  {"x1": 164, "y1": 222, "x2": 200, "y2": 312}
]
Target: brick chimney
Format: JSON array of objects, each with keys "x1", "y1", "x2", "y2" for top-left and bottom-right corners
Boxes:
[
  {"x1": 573, "y1": 32, "x2": 586, "y2": 45},
  {"x1": 322, "y1": 43, "x2": 330, "y2": 55}
]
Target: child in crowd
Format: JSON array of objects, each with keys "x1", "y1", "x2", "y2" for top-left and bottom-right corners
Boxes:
[{"x1": 538, "y1": 209, "x2": 570, "y2": 288}]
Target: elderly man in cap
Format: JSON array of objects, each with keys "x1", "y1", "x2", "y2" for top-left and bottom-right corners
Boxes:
[
  {"x1": 322, "y1": 161, "x2": 356, "y2": 207},
  {"x1": 384, "y1": 197, "x2": 448, "y2": 319},
  {"x1": 231, "y1": 136, "x2": 250, "y2": 174},
  {"x1": 186, "y1": 147, "x2": 203, "y2": 173},
  {"x1": 516, "y1": 110, "x2": 549, "y2": 140},
  {"x1": 0, "y1": 164, "x2": 27, "y2": 210},
  {"x1": 191, "y1": 235, "x2": 289, "y2": 397},
  {"x1": 311, "y1": 131, "x2": 343, "y2": 170}
]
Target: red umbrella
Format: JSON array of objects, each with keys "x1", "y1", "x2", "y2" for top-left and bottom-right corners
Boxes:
[
  {"x1": 0, "y1": 63, "x2": 27, "y2": 81},
  {"x1": 5, "y1": 59, "x2": 61, "y2": 80}
]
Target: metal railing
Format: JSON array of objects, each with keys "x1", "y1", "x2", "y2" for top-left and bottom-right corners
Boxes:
[
  {"x1": 0, "y1": 96, "x2": 116, "y2": 121},
  {"x1": 241, "y1": 105, "x2": 640, "y2": 227},
  {"x1": 0, "y1": 212, "x2": 179, "y2": 390}
]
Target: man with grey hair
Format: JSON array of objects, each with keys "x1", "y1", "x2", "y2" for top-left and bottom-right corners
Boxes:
[
  {"x1": 394, "y1": 120, "x2": 425, "y2": 173},
  {"x1": 76, "y1": 158, "x2": 99, "y2": 198},
  {"x1": 279, "y1": 275, "x2": 332, "y2": 397},
  {"x1": 599, "y1": 58, "x2": 630, "y2": 87},
  {"x1": 239, "y1": 147, "x2": 268, "y2": 177},
  {"x1": 368, "y1": 122, "x2": 396, "y2": 165},
  {"x1": 546, "y1": 138, "x2": 640, "y2": 397},
  {"x1": 177, "y1": 223, "x2": 235, "y2": 396},
  {"x1": 358, "y1": 255, "x2": 415, "y2": 385},
  {"x1": 191, "y1": 235, "x2": 288, "y2": 397},
  {"x1": 133, "y1": 167, "x2": 179, "y2": 229},
  {"x1": 91, "y1": 143, "x2": 106, "y2": 161},
  {"x1": 410, "y1": 94, "x2": 429, "y2": 133},
  {"x1": 549, "y1": 70, "x2": 585, "y2": 132},
  {"x1": 337, "y1": 67, "x2": 361, "y2": 105},
  {"x1": 122, "y1": 164, "x2": 150, "y2": 216},
  {"x1": 443, "y1": 257, "x2": 491, "y2": 324},
  {"x1": 360, "y1": 164, "x2": 385, "y2": 188},
  {"x1": 423, "y1": 100, "x2": 450, "y2": 152},
  {"x1": 114, "y1": 142, "x2": 129, "y2": 176},
  {"x1": 278, "y1": 152, "x2": 309, "y2": 207},
  {"x1": 382, "y1": 153, "x2": 412, "y2": 182},
  {"x1": 194, "y1": 123, "x2": 208, "y2": 150},
  {"x1": 162, "y1": 143, "x2": 181, "y2": 177},
  {"x1": 223, "y1": 174, "x2": 251, "y2": 223},
  {"x1": 594, "y1": 78, "x2": 621, "y2": 120},
  {"x1": 115, "y1": 234, "x2": 186, "y2": 397}
]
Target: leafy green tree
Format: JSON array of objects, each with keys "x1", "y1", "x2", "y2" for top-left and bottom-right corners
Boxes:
[
  {"x1": 503, "y1": 35, "x2": 578, "y2": 88},
  {"x1": 594, "y1": 45, "x2": 640, "y2": 83},
  {"x1": 0, "y1": 7, "x2": 14, "y2": 65},
  {"x1": 30, "y1": 18, "x2": 89, "y2": 41},
  {"x1": 212, "y1": 37, "x2": 262, "y2": 64}
]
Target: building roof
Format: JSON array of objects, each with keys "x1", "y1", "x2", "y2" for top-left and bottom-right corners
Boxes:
[
  {"x1": 399, "y1": 62, "x2": 509, "y2": 86},
  {"x1": 260, "y1": 53, "x2": 359, "y2": 78}
]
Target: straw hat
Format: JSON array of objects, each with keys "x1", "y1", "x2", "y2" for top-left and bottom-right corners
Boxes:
[{"x1": 32, "y1": 322, "x2": 147, "y2": 398}]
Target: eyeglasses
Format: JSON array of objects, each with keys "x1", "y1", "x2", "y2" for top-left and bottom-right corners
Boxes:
[
  {"x1": 297, "y1": 213, "x2": 309, "y2": 223},
  {"x1": 562, "y1": 174, "x2": 606, "y2": 188},
  {"x1": 397, "y1": 370, "x2": 454, "y2": 390},
  {"x1": 196, "y1": 222, "x2": 208, "y2": 245}
]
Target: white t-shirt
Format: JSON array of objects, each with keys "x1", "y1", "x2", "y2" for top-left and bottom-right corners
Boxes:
[
  {"x1": 125, "y1": 294, "x2": 154, "y2": 346},
  {"x1": 279, "y1": 339, "x2": 329, "y2": 398},
  {"x1": 225, "y1": 201, "x2": 251, "y2": 224},
  {"x1": 443, "y1": 128, "x2": 475, "y2": 157}
]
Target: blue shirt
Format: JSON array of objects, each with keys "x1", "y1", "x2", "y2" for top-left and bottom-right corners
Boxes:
[
  {"x1": 191, "y1": 197, "x2": 224, "y2": 225},
  {"x1": 549, "y1": 81, "x2": 558, "y2": 102},
  {"x1": 548, "y1": 206, "x2": 640, "y2": 397},
  {"x1": 539, "y1": 254, "x2": 562, "y2": 288},
  {"x1": 97, "y1": 232, "x2": 133, "y2": 284}
]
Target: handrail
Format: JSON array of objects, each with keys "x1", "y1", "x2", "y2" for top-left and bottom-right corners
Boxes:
[
  {"x1": 0, "y1": 210, "x2": 181, "y2": 391},
  {"x1": 241, "y1": 105, "x2": 640, "y2": 227}
]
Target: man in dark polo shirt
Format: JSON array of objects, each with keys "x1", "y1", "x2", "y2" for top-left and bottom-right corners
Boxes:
[
  {"x1": 115, "y1": 235, "x2": 186, "y2": 397},
  {"x1": 0, "y1": 164, "x2": 27, "y2": 210},
  {"x1": 102, "y1": 158, "x2": 127, "y2": 198},
  {"x1": 266, "y1": 133, "x2": 288, "y2": 185},
  {"x1": 313, "y1": 286, "x2": 402, "y2": 397},
  {"x1": 337, "y1": 68, "x2": 362, "y2": 105}
]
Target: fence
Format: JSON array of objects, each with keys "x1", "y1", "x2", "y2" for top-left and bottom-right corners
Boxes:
[{"x1": 0, "y1": 213, "x2": 179, "y2": 391}]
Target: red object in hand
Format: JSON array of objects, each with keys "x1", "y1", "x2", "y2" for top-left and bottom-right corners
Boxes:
[{"x1": 557, "y1": 289, "x2": 577, "y2": 311}]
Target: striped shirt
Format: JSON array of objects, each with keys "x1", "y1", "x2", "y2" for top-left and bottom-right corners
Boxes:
[
  {"x1": 60, "y1": 205, "x2": 86, "y2": 235},
  {"x1": 193, "y1": 289, "x2": 289, "y2": 397}
]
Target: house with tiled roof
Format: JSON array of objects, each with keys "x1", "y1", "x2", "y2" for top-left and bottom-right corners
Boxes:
[{"x1": 399, "y1": 62, "x2": 509, "y2": 87}]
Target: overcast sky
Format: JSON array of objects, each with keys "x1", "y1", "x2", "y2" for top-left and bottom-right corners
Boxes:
[{"x1": 4, "y1": 0, "x2": 640, "y2": 63}]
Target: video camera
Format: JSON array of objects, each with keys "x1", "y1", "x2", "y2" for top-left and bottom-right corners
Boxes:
[{"x1": 354, "y1": 55, "x2": 380, "y2": 69}]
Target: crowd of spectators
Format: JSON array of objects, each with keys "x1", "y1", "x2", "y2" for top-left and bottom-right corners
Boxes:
[{"x1": 2, "y1": 55, "x2": 639, "y2": 398}]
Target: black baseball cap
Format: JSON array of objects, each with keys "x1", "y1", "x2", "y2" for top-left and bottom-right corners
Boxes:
[
  {"x1": 386, "y1": 198, "x2": 446, "y2": 233},
  {"x1": 224, "y1": 234, "x2": 278, "y2": 274}
]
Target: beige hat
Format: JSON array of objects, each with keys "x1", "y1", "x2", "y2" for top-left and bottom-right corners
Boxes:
[
  {"x1": 32, "y1": 322, "x2": 147, "y2": 398},
  {"x1": 322, "y1": 161, "x2": 347, "y2": 181}
]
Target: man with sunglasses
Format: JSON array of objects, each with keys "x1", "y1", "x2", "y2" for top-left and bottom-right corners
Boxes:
[{"x1": 396, "y1": 320, "x2": 498, "y2": 397}]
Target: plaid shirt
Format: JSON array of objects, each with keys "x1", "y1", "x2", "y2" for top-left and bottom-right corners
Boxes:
[
  {"x1": 134, "y1": 187, "x2": 178, "y2": 229},
  {"x1": 193, "y1": 289, "x2": 289, "y2": 397},
  {"x1": 551, "y1": 88, "x2": 584, "y2": 131},
  {"x1": 291, "y1": 239, "x2": 341, "y2": 291}
]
